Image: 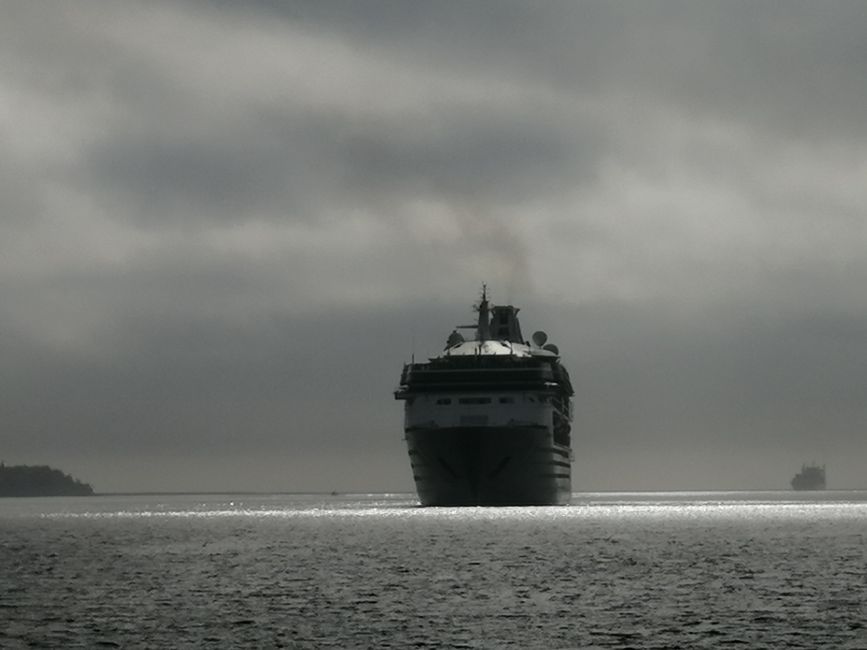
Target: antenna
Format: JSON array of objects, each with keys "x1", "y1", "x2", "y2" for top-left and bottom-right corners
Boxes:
[{"x1": 476, "y1": 282, "x2": 491, "y2": 341}]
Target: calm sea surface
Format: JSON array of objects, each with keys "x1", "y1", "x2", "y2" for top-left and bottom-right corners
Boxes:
[{"x1": 1, "y1": 491, "x2": 866, "y2": 649}]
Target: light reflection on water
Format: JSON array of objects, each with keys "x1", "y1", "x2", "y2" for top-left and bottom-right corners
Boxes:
[
  {"x1": 7, "y1": 490, "x2": 866, "y2": 523},
  {"x1": 2, "y1": 491, "x2": 866, "y2": 648}
]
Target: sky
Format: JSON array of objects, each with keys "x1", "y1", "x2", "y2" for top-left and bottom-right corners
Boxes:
[{"x1": 2, "y1": 1, "x2": 867, "y2": 492}]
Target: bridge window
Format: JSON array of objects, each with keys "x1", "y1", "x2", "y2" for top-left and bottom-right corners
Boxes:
[
  {"x1": 458, "y1": 397, "x2": 491, "y2": 405},
  {"x1": 498, "y1": 397, "x2": 515, "y2": 404},
  {"x1": 435, "y1": 398, "x2": 452, "y2": 405}
]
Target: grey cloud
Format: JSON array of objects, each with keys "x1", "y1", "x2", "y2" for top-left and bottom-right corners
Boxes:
[
  {"x1": 80, "y1": 104, "x2": 603, "y2": 228},
  {"x1": 335, "y1": 111, "x2": 606, "y2": 212},
  {"x1": 2, "y1": 1, "x2": 867, "y2": 491},
  {"x1": 212, "y1": 0, "x2": 867, "y2": 141},
  {"x1": 80, "y1": 116, "x2": 337, "y2": 225}
]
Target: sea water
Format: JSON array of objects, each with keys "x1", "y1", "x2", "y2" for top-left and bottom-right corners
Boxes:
[{"x1": 1, "y1": 491, "x2": 865, "y2": 648}]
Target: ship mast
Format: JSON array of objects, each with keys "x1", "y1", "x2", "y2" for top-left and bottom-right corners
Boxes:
[{"x1": 476, "y1": 284, "x2": 490, "y2": 342}]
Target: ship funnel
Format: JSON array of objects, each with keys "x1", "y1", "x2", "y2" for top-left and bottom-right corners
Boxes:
[
  {"x1": 490, "y1": 305, "x2": 523, "y2": 343},
  {"x1": 532, "y1": 331, "x2": 548, "y2": 347}
]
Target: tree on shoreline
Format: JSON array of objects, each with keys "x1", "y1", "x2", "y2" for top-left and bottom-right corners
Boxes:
[{"x1": 0, "y1": 463, "x2": 94, "y2": 496}]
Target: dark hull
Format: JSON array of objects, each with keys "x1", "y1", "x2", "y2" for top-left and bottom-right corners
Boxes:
[
  {"x1": 791, "y1": 478, "x2": 826, "y2": 491},
  {"x1": 405, "y1": 426, "x2": 571, "y2": 506}
]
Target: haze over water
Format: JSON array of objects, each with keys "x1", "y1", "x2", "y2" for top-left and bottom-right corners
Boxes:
[{"x1": 2, "y1": 492, "x2": 865, "y2": 648}]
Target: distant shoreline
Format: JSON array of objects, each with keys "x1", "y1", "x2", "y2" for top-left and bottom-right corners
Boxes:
[
  {"x1": 34, "y1": 488, "x2": 867, "y2": 497},
  {"x1": 0, "y1": 463, "x2": 94, "y2": 497}
]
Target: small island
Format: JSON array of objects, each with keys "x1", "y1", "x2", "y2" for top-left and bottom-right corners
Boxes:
[{"x1": 0, "y1": 463, "x2": 94, "y2": 497}]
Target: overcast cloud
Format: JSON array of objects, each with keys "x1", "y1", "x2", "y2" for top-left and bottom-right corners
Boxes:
[{"x1": 2, "y1": 1, "x2": 867, "y2": 491}]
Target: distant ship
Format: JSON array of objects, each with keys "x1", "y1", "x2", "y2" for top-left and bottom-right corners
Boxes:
[
  {"x1": 395, "y1": 287, "x2": 574, "y2": 506},
  {"x1": 791, "y1": 463, "x2": 826, "y2": 491}
]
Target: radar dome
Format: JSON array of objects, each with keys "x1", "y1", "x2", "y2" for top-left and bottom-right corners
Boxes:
[
  {"x1": 542, "y1": 343, "x2": 559, "y2": 355},
  {"x1": 532, "y1": 331, "x2": 548, "y2": 347}
]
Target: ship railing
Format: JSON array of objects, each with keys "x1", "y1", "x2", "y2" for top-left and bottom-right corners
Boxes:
[{"x1": 395, "y1": 382, "x2": 570, "y2": 396}]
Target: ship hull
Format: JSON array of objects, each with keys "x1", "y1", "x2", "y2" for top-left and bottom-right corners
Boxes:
[
  {"x1": 405, "y1": 426, "x2": 571, "y2": 506},
  {"x1": 791, "y1": 479, "x2": 825, "y2": 491}
]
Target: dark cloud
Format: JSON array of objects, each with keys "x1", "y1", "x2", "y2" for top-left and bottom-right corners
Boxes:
[
  {"x1": 81, "y1": 115, "x2": 338, "y2": 225},
  {"x1": 2, "y1": 1, "x2": 866, "y2": 491},
  {"x1": 212, "y1": 0, "x2": 867, "y2": 140}
]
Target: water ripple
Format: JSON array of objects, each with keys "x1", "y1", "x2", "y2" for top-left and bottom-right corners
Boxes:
[{"x1": 2, "y1": 492, "x2": 865, "y2": 648}]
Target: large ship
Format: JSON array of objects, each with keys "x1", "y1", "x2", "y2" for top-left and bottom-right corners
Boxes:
[
  {"x1": 395, "y1": 287, "x2": 574, "y2": 506},
  {"x1": 790, "y1": 463, "x2": 826, "y2": 491}
]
